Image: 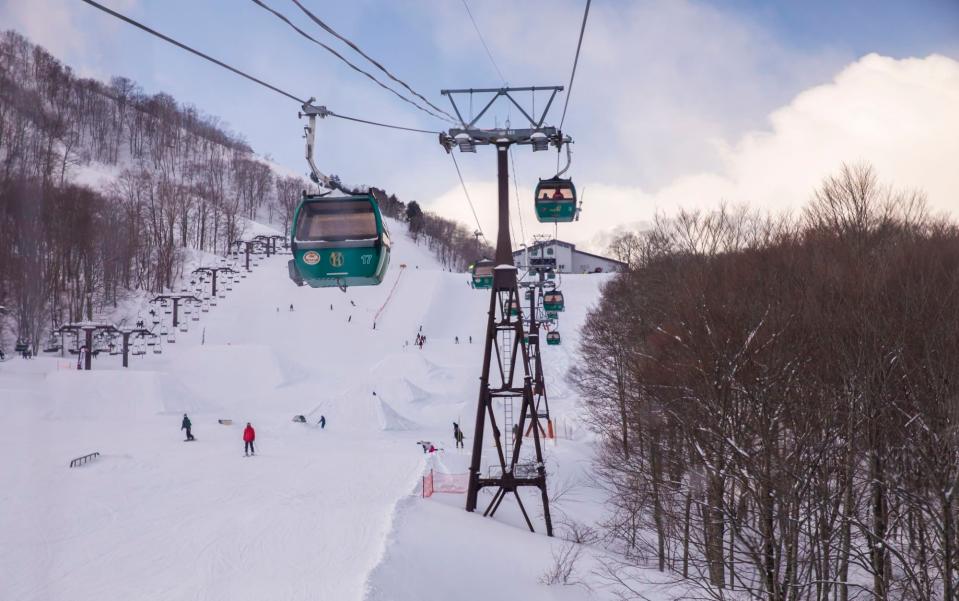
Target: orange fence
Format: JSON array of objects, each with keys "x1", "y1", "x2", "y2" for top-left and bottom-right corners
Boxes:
[{"x1": 421, "y1": 469, "x2": 469, "y2": 498}]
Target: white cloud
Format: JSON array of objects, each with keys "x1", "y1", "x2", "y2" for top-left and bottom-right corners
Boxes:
[
  {"x1": 425, "y1": 53, "x2": 959, "y2": 253},
  {"x1": 0, "y1": 0, "x2": 87, "y2": 58}
]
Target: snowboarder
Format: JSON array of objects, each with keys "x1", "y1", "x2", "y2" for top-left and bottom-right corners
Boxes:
[
  {"x1": 455, "y1": 336, "x2": 459, "y2": 344},
  {"x1": 350, "y1": 300, "x2": 356, "y2": 307},
  {"x1": 289, "y1": 304, "x2": 294, "y2": 312},
  {"x1": 243, "y1": 422, "x2": 256, "y2": 456},
  {"x1": 319, "y1": 415, "x2": 326, "y2": 429},
  {"x1": 180, "y1": 413, "x2": 195, "y2": 440},
  {"x1": 469, "y1": 336, "x2": 472, "y2": 344},
  {"x1": 455, "y1": 428, "x2": 464, "y2": 449},
  {"x1": 330, "y1": 303, "x2": 333, "y2": 311},
  {"x1": 348, "y1": 315, "x2": 352, "y2": 323},
  {"x1": 182, "y1": 413, "x2": 195, "y2": 440}
]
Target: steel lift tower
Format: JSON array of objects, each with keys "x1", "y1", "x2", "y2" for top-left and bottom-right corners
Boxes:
[{"x1": 439, "y1": 86, "x2": 571, "y2": 535}]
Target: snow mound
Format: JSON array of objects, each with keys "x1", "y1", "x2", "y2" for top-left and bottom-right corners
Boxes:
[
  {"x1": 46, "y1": 370, "x2": 206, "y2": 420},
  {"x1": 165, "y1": 344, "x2": 287, "y2": 405},
  {"x1": 376, "y1": 397, "x2": 419, "y2": 431}
]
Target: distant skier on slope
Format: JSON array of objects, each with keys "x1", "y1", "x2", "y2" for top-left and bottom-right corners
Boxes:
[
  {"x1": 455, "y1": 428, "x2": 465, "y2": 449},
  {"x1": 181, "y1": 413, "x2": 195, "y2": 441},
  {"x1": 243, "y1": 422, "x2": 256, "y2": 456},
  {"x1": 319, "y1": 415, "x2": 326, "y2": 429}
]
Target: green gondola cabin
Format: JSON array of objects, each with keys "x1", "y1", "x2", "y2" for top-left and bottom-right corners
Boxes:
[
  {"x1": 534, "y1": 178, "x2": 577, "y2": 223},
  {"x1": 546, "y1": 331, "x2": 561, "y2": 345},
  {"x1": 471, "y1": 259, "x2": 494, "y2": 289},
  {"x1": 543, "y1": 291, "x2": 565, "y2": 312},
  {"x1": 288, "y1": 193, "x2": 391, "y2": 288}
]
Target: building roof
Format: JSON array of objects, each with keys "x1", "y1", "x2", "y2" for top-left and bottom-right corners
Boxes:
[{"x1": 512, "y1": 239, "x2": 626, "y2": 267}]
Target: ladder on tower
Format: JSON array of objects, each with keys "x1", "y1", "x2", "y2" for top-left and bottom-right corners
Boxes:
[
  {"x1": 503, "y1": 397, "x2": 514, "y2": 468},
  {"x1": 501, "y1": 327, "x2": 512, "y2": 379}
]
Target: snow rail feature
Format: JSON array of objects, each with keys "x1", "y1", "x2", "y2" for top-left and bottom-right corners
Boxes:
[{"x1": 69, "y1": 452, "x2": 100, "y2": 468}]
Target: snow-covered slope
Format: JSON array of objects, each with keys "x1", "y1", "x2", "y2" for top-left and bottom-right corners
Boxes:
[{"x1": 0, "y1": 217, "x2": 620, "y2": 601}]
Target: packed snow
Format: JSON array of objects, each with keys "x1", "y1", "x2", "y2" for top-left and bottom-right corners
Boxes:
[{"x1": 0, "y1": 217, "x2": 643, "y2": 601}]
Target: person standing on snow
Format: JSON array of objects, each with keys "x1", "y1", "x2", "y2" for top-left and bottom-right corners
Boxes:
[
  {"x1": 181, "y1": 413, "x2": 195, "y2": 441},
  {"x1": 243, "y1": 422, "x2": 256, "y2": 456},
  {"x1": 319, "y1": 415, "x2": 326, "y2": 429},
  {"x1": 455, "y1": 428, "x2": 465, "y2": 449}
]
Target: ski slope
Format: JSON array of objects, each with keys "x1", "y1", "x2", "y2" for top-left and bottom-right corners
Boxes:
[{"x1": 0, "y1": 218, "x2": 619, "y2": 600}]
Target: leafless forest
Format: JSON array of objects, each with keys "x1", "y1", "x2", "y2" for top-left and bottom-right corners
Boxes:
[
  {"x1": 0, "y1": 31, "x2": 489, "y2": 351},
  {"x1": 578, "y1": 165, "x2": 959, "y2": 600}
]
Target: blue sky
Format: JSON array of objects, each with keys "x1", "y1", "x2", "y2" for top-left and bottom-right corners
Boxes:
[{"x1": 3, "y1": 0, "x2": 958, "y2": 248}]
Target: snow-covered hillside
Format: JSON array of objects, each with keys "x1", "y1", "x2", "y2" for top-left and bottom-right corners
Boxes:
[{"x1": 0, "y1": 217, "x2": 622, "y2": 601}]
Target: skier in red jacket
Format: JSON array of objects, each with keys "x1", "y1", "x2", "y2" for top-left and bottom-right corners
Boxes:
[{"x1": 243, "y1": 423, "x2": 256, "y2": 456}]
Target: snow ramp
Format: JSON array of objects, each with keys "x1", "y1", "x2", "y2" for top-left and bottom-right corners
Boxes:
[{"x1": 45, "y1": 370, "x2": 206, "y2": 420}]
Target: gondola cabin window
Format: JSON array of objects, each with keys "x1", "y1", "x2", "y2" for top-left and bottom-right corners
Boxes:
[{"x1": 296, "y1": 200, "x2": 377, "y2": 242}]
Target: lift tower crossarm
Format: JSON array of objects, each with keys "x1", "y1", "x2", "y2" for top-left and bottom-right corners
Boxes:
[{"x1": 440, "y1": 86, "x2": 564, "y2": 131}]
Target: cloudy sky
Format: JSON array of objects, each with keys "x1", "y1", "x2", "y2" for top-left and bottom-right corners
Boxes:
[{"x1": 3, "y1": 0, "x2": 958, "y2": 250}]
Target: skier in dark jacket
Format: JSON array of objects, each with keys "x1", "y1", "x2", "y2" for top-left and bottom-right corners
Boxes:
[
  {"x1": 243, "y1": 423, "x2": 256, "y2": 456},
  {"x1": 319, "y1": 415, "x2": 326, "y2": 429},
  {"x1": 455, "y1": 428, "x2": 465, "y2": 449},
  {"x1": 181, "y1": 413, "x2": 194, "y2": 440}
]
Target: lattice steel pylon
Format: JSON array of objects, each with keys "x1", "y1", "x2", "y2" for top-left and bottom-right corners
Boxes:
[
  {"x1": 520, "y1": 261, "x2": 557, "y2": 440},
  {"x1": 439, "y1": 86, "x2": 571, "y2": 535}
]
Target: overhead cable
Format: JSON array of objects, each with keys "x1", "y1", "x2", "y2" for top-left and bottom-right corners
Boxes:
[
  {"x1": 559, "y1": 0, "x2": 592, "y2": 130},
  {"x1": 328, "y1": 111, "x2": 439, "y2": 134},
  {"x1": 251, "y1": 0, "x2": 452, "y2": 123},
  {"x1": 509, "y1": 147, "x2": 527, "y2": 246},
  {"x1": 288, "y1": 0, "x2": 457, "y2": 123},
  {"x1": 450, "y1": 152, "x2": 485, "y2": 238},
  {"x1": 80, "y1": 0, "x2": 437, "y2": 136},
  {"x1": 461, "y1": 0, "x2": 507, "y2": 84},
  {"x1": 80, "y1": 0, "x2": 305, "y2": 104}
]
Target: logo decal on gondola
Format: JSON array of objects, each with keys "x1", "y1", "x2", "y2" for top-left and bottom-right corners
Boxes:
[
  {"x1": 329, "y1": 252, "x2": 344, "y2": 267},
  {"x1": 303, "y1": 251, "x2": 320, "y2": 265}
]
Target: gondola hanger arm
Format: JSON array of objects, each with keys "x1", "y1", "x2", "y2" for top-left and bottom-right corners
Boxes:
[
  {"x1": 300, "y1": 99, "x2": 347, "y2": 193},
  {"x1": 554, "y1": 143, "x2": 572, "y2": 178}
]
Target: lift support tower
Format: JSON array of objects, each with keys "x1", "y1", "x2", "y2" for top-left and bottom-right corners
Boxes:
[{"x1": 439, "y1": 86, "x2": 571, "y2": 535}]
